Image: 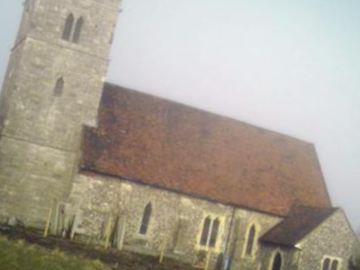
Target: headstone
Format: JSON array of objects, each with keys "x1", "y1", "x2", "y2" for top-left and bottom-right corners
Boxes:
[{"x1": 7, "y1": 217, "x2": 17, "y2": 226}]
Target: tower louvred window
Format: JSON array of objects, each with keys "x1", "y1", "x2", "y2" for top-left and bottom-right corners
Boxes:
[
  {"x1": 73, "y1": 17, "x2": 84, "y2": 43},
  {"x1": 62, "y1": 14, "x2": 74, "y2": 41}
]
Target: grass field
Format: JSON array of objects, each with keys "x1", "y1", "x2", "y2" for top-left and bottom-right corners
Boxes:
[{"x1": 0, "y1": 236, "x2": 110, "y2": 270}]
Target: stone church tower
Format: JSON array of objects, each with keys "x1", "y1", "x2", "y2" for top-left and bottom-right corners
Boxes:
[{"x1": 0, "y1": 0, "x2": 121, "y2": 226}]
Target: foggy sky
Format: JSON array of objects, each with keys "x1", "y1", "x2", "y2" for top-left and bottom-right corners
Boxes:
[{"x1": 1, "y1": 0, "x2": 359, "y2": 230}]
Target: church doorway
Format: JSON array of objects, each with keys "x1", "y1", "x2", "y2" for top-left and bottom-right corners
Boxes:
[{"x1": 271, "y1": 252, "x2": 282, "y2": 270}]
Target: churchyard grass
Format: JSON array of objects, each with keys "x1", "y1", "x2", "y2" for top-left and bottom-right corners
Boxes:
[{"x1": 0, "y1": 236, "x2": 109, "y2": 270}]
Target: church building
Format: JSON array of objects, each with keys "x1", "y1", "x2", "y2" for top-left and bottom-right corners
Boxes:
[{"x1": 0, "y1": 1, "x2": 358, "y2": 270}]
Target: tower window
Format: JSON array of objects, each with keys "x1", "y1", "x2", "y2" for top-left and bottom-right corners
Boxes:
[
  {"x1": 54, "y1": 77, "x2": 64, "y2": 97},
  {"x1": 139, "y1": 202, "x2": 152, "y2": 235},
  {"x1": 62, "y1": 14, "x2": 74, "y2": 41},
  {"x1": 72, "y1": 17, "x2": 84, "y2": 43},
  {"x1": 245, "y1": 224, "x2": 256, "y2": 256}
]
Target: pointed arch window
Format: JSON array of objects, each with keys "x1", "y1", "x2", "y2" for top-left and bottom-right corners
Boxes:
[
  {"x1": 54, "y1": 77, "x2": 64, "y2": 97},
  {"x1": 72, "y1": 17, "x2": 84, "y2": 43},
  {"x1": 271, "y1": 252, "x2": 282, "y2": 270},
  {"x1": 330, "y1": 260, "x2": 339, "y2": 270},
  {"x1": 322, "y1": 258, "x2": 331, "y2": 270},
  {"x1": 139, "y1": 203, "x2": 152, "y2": 235},
  {"x1": 200, "y1": 216, "x2": 211, "y2": 246},
  {"x1": 209, "y1": 218, "x2": 220, "y2": 247},
  {"x1": 199, "y1": 216, "x2": 221, "y2": 248},
  {"x1": 245, "y1": 225, "x2": 256, "y2": 256},
  {"x1": 62, "y1": 14, "x2": 74, "y2": 41},
  {"x1": 322, "y1": 257, "x2": 340, "y2": 270}
]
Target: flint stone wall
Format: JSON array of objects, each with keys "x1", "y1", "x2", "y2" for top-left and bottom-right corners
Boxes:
[
  {"x1": 297, "y1": 209, "x2": 357, "y2": 270},
  {"x1": 66, "y1": 172, "x2": 284, "y2": 270}
]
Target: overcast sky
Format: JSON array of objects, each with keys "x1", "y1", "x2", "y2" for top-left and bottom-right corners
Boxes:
[{"x1": 0, "y1": 0, "x2": 359, "y2": 229}]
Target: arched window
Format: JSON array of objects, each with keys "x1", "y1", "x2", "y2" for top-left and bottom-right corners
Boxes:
[
  {"x1": 72, "y1": 17, "x2": 84, "y2": 43},
  {"x1": 62, "y1": 14, "x2": 74, "y2": 41},
  {"x1": 139, "y1": 203, "x2": 152, "y2": 235},
  {"x1": 330, "y1": 260, "x2": 339, "y2": 270},
  {"x1": 53, "y1": 77, "x2": 64, "y2": 97},
  {"x1": 245, "y1": 225, "x2": 256, "y2": 256},
  {"x1": 322, "y1": 258, "x2": 331, "y2": 270},
  {"x1": 271, "y1": 252, "x2": 282, "y2": 270},
  {"x1": 200, "y1": 216, "x2": 211, "y2": 246},
  {"x1": 209, "y1": 218, "x2": 220, "y2": 247}
]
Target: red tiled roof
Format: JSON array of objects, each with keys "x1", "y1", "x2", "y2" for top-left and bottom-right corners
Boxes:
[
  {"x1": 80, "y1": 83, "x2": 331, "y2": 216},
  {"x1": 261, "y1": 205, "x2": 337, "y2": 247}
]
